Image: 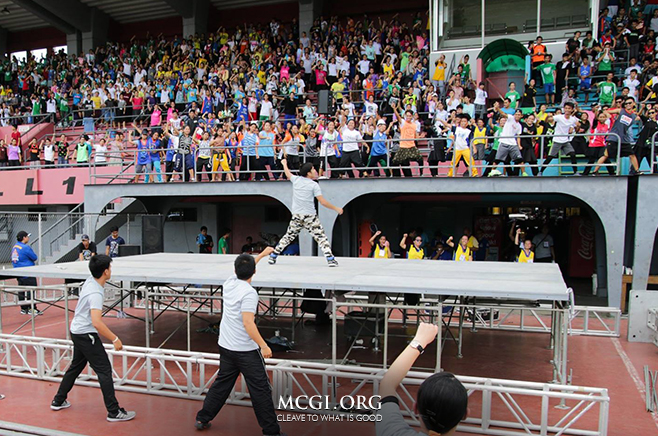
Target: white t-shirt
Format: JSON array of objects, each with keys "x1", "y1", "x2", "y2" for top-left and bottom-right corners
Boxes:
[
  {"x1": 320, "y1": 130, "x2": 338, "y2": 156},
  {"x1": 42, "y1": 143, "x2": 54, "y2": 161},
  {"x1": 341, "y1": 126, "x2": 363, "y2": 152},
  {"x1": 291, "y1": 175, "x2": 322, "y2": 215},
  {"x1": 259, "y1": 100, "x2": 273, "y2": 117},
  {"x1": 453, "y1": 126, "x2": 472, "y2": 151},
  {"x1": 624, "y1": 77, "x2": 640, "y2": 100},
  {"x1": 70, "y1": 276, "x2": 104, "y2": 335},
  {"x1": 552, "y1": 114, "x2": 578, "y2": 143},
  {"x1": 218, "y1": 275, "x2": 259, "y2": 352},
  {"x1": 499, "y1": 114, "x2": 522, "y2": 146},
  {"x1": 94, "y1": 144, "x2": 108, "y2": 162},
  {"x1": 357, "y1": 59, "x2": 370, "y2": 75},
  {"x1": 475, "y1": 88, "x2": 488, "y2": 105},
  {"x1": 364, "y1": 101, "x2": 378, "y2": 117}
]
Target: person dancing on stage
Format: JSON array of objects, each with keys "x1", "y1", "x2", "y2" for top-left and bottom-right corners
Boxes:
[{"x1": 269, "y1": 159, "x2": 343, "y2": 267}]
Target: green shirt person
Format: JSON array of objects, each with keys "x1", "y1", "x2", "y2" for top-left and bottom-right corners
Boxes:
[
  {"x1": 218, "y1": 229, "x2": 231, "y2": 254},
  {"x1": 597, "y1": 74, "x2": 618, "y2": 105},
  {"x1": 505, "y1": 82, "x2": 521, "y2": 108}
]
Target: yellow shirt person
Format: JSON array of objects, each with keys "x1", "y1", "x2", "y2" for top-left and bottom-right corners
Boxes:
[
  {"x1": 447, "y1": 235, "x2": 473, "y2": 261},
  {"x1": 400, "y1": 233, "x2": 425, "y2": 259},
  {"x1": 369, "y1": 231, "x2": 392, "y2": 259}
]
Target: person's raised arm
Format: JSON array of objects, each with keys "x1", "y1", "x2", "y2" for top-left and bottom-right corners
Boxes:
[
  {"x1": 369, "y1": 230, "x2": 381, "y2": 246},
  {"x1": 446, "y1": 236, "x2": 455, "y2": 248},
  {"x1": 379, "y1": 323, "x2": 439, "y2": 398},
  {"x1": 280, "y1": 158, "x2": 293, "y2": 180},
  {"x1": 255, "y1": 246, "x2": 274, "y2": 265},
  {"x1": 399, "y1": 233, "x2": 408, "y2": 250},
  {"x1": 515, "y1": 228, "x2": 521, "y2": 246}
]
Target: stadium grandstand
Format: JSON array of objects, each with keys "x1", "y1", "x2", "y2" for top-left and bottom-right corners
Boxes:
[{"x1": 0, "y1": 0, "x2": 657, "y2": 435}]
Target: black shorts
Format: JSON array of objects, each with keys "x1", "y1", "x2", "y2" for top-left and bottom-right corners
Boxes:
[
  {"x1": 606, "y1": 141, "x2": 634, "y2": 158},
  {"x1": 587, "y1": 147, "x2": 606, "y2": 159}
]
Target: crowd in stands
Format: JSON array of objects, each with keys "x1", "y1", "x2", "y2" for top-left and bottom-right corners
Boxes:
[{"x1": 0, "y1": 4, "x2": 656, "y2": 178}]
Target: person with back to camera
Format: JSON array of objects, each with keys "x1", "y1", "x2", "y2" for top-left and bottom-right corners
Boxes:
[{"x1": 376, "y1": 322, "x2": 468, "y2": 436}]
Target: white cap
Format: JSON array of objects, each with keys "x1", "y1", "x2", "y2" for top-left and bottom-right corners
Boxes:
[{"x1": 377, "y1": 119, "x2": 386, "y2": 126}]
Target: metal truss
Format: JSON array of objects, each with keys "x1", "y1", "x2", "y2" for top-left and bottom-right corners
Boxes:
[{"x1": 0, "y1": 334, "x2": 609, "y2": 436}]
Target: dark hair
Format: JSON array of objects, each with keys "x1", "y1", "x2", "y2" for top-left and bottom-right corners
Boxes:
[
  {"x1": 89, "y1": 254, "x2": 112, "y2": 279},
  {"x1": 201, "y1": 226, "x2": 207, "y2": 232},
  {"x1": 110, "y1": 226, "x2": 119, "y2": 232},
  {"x1": 417, "y1": 372, "x2": 468, "y2": 434},
  {"x1": 222, "y1": 228, "x2": 231, "y2": 236},
  {"x1": 235, "y1": 254, "x2": 256, "y2": 280},
  {"x1": 300, "y1": 162, "x2": 314, "y2": 177},
  {"x1": 563, "y1": 102, "x2": 575, "y2": 109}
]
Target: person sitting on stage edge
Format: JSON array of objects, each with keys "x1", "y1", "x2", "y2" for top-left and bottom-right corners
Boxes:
[
  {"x1": 51, "y1": 255, "x2": 136, "y2": 422},
  {"x1": 376, "y1": 322, "x2": 468, "y2": 436},
  {"x1": 269, "y1": 159, "x2": 343, "y2": 267},
  {"x1": 195, "y1": 247, "x2": 286, "y2": 436}
]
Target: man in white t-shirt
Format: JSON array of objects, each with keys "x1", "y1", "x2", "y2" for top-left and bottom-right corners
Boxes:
[
  {"x1": 339, "y1": 118, "x2": 367, "y2": 178},
  {"x1": 494, "y1": 110, "x2": 524, "y2": 175},
  {"x1": 51, "y1": 255, "x2": 135, "y2": 422},
  {"x1": 540, "y1": 102, "x2": 580, "y2": 175},
  {"x1": 259, "y1": 94, "x2": 273, "y2": 120},
  {"x1": 624, "y1": 70, "x2": 641, "y2": 101},
  {"x1": 195, "y1": 249, "x2": 284, "y2": 434},
  {"x1": 269, "y1": 160, "x2": 343, "y2": 267}
]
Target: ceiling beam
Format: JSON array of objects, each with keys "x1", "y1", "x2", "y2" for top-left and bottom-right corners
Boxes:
[
  {"x1": 161, "y1": 0, "x2": 193, "y2": 17},
  {"x1": 8, "y1": 0, "x2": 77, "y2": 34},
  {"x1": 33, "y1": 0, "x2": 93, "y2": 32}
]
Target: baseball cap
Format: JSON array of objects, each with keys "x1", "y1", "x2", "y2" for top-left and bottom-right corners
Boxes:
[
  {"x1": 81, "y1": 234, "x2": 90, "y2": 241},
  {"x1": 16, "y1": 231, "x2": 30, "y2": 241},
  {"x1": 377, "y1": 119, "x2": 386, "y2": 126}
]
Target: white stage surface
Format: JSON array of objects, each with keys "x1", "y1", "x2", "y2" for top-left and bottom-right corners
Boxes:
[{"x1": 0, "y1": 253, "x2": 569, "y2": 301}]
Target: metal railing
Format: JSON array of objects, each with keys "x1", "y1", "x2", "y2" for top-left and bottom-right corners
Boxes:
[{"x1": 0, "y1": 332, "x2": 610, "y2": 436}]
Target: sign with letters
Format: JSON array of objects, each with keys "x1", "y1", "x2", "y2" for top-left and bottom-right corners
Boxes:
[{"x1": 0, "y1": 166, "x2": 125, "y2": 205}]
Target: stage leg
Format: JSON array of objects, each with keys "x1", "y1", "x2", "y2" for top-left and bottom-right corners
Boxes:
[{"x1": 457, "y1": 297, "x2": 464, "y2": 359}]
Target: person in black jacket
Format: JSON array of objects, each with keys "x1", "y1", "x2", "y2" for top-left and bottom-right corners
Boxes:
[{"x1": 635, "y1": 107, "x2": 658, "y2": 172}]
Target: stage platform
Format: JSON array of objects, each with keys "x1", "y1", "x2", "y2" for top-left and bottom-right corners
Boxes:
[{"x1": 0, "y1": 253, "x2": 570, "y2": 301}]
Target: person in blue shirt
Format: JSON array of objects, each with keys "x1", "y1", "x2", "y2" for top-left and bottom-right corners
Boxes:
[
  {"x1": 11, "y1": 230, "x2": 41, "y2": 315},
  {"x1": 131, "y1": 129, "x2": 151, "y2": 183},
  {"x1": 257, "y1": 121, "x2": 277, "y2": 181},
  {"x1": 105, "y1": 226, "x2": 125, "y2": 258},
  {"x1": 366, "y1": 119, "x2": 392, "y2": 177},
  {"x1": 147, "y1": 131, "x2": 163, "y2": 183},
  {"x1": 239, "y1": 122, "x2": 260, "y2": 181}
]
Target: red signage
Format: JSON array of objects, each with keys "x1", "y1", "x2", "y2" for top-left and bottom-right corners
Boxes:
[
  {"x1": 0, "y1": 166, "x2": 124, "y2": 205},
  {"x1": 568, "y1": 216, "x2": 596, "y2": 277}
]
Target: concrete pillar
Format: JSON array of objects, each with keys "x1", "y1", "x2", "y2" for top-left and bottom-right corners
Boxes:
[
  {"x1": 0, "y1": 27, "x2": 6, "y2": 57},
  {"x1": 81, "y1": 8, "x2": 109, "y2": 53},
  {"x1": 299, "y1": 0, "x2": 322, "y2": 39},
  {"x1": 182, "y1": 0, "x2": 209, "y2": 38},
  {"x1": 67, "y1": 31, "x2": 82, "y2": 56}
]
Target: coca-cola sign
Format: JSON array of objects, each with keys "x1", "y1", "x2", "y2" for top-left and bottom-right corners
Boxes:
[{"x1": 569, "y1": 217, "x2": 596, "y2": 277}]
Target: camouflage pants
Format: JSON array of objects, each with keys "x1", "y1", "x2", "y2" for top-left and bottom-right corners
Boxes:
[{"x1": 274, "y1": 214, "x2": 333, "y2": 258}]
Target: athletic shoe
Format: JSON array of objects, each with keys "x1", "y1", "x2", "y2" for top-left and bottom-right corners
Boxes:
[
  {"x1": 51, "y1": 400, "x2": 71, "y2": 411},
  {"x1": 195, "y1": 421, "x2": 211, "y2": 430},
  {"x1": 107, "y1": 408, "x2": 136, "y2": 422},
  {"x1": 327, "y1": 257, "x2": 339, "y2": 267},
  {"x1": 20, "y1": 309, "x2": 29, "y2": 315},
  {"x1": 268, "y1": 253, "x2": 278, "y2": 265},
  {"x1": 522, "y1": 171, "x2": 529, "y2": 177},
  {"x1": 29, "y1": 309, "x2": 43, "y2": 316}
]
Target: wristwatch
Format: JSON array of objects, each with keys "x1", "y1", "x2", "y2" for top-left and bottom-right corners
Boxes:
[{"x1": 409, "y1": 340, "x2": 425, "y2": 354}]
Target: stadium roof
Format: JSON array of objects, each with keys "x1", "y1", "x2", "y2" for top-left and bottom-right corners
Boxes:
[{"x1": 0, "y1": 0, "x2": 294, "y2": 32}]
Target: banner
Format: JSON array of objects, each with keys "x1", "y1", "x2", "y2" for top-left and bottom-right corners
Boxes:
[
  {"x1": 474, "y1": 215, "x2": 504, "y2": 261},
  {"x1": 568, "y1": 216, "x2": 596, "y2": 277},
  {"x1": 0, "y1": 166, "x2": 124, "y2": 205}
]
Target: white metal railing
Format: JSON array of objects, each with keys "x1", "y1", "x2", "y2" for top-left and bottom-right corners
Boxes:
[{"x1": 0, "y1": 333, "x2": 609, "y2": 436}]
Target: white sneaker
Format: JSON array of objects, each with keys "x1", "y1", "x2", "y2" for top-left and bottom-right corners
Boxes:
[
  {"x1": 107, "y1": 408, "x2": 136, "y2": 422},
  {"x1": 51, "y1": 400, "x2": 71, "y2": 411}
]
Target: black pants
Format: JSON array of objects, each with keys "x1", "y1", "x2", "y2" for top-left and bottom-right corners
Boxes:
[
  {"x1": 196, "y1": 346, "x2": 280, "y2": 435},
  {"x1": 286, "y1": 155, "x2": 300, "y2": 171},
  {"x1": 53, "y1": 333, "x2": 120, "y2": 415},
  {"x1": 196, "y1": 157, "x2": 212, "y2": 182},
  {"x1": 257, "y1": 157, "x2": 277, "y2": 181},
  {"x1": 240, "y1": 156, "x2": 258, "y2": 181},
  {"x1": 367, "y1": 154, "x2": 389, "y2": 176},
  {"x1": 535, "y1": 257, "x2": 552, "y2": 263},
  {"x1": 17, "y1": 277, "x2": 37, "y2": 311},
  {"x1": 541, "y1": 153, "x2": 578, "y2": 175},
  {"x1": 339, "y1": 150, "x2": 364, "y2": 178},
  {"x1": 637, "y1": 147, "x2": 657, "y2": 173}
]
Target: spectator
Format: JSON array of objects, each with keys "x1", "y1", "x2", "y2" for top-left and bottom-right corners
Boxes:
[
  {"x1": 105, "y1": 226, "x2": 125, "y2": 258},
  {"x1": 218, "y1": 228, "x2": 231, "y2": 255},
  {"x1": 11, "y1": 230, "x2": 41, "y2": 315},
  {"x1": 197, "y1": 226, "x2": 214, "y2": 254},
  {"x1": 532, "y1": 224, "x2": 555, "y2": 263},
  {"x1": 78, "y1": 234, "x2": 97, "y2": 261}
]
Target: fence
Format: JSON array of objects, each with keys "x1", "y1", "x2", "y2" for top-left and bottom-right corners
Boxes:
[
  {"x1": 0, "y1": 333, "x2": 610, "y2": 435},
  {"x1": 0, "y1": 211, "x2": 155, "y2": 266},
  {"x1": 84, "y1": 131, "x2": 625, "y2": 185}
]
